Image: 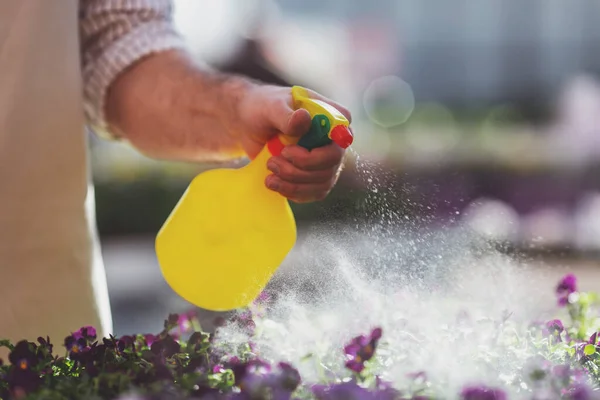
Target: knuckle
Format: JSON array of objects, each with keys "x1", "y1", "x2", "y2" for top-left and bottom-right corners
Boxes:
[
  {"x1": 292, "y1": 155, "x2": 309, "y2": 169},
  {"x1": 278, "y1": 163, "x2": 296, "y2": 179},
  {"x1": 284, "y1": 183, "x2": 299, "y2": 198}
]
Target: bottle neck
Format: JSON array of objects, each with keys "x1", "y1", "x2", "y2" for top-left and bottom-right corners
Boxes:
[{"x1": 242, "y1": 143, "x2": 274, "y2": 180}]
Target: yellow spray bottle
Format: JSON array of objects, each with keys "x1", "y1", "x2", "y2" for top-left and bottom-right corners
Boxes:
[{"x1": 155, "y1": 86, "x2": 353, "y2": 311}]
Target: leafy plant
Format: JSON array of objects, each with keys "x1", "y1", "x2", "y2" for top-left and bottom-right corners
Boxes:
[{"x1": 2, "y1": 274, "x2": 600, "y2": 399}]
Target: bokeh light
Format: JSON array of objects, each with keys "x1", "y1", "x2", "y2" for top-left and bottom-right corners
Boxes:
[
  {"x1": 362, "y1": 75, "x2": 415, "y2": 128},
  {"x1": 173, "y1": 0, "x2": 243, "y2": 63},
  {"x1": 574, "y1": 192, "x2": 600, "y2": 250},
  {"x1": 403, "y1": 103, "x2": 460, "y2": 155},
  {"x1": 520, "y1": 207, "x2": 573, "y2": 247},
  {"x1": 461, "y1": 198, "x2": 520, "y2": 242}
]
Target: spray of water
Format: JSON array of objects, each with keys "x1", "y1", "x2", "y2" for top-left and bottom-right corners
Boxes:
[{"x1": 213, "y1": 151, "x2": 562, "y2": 397}]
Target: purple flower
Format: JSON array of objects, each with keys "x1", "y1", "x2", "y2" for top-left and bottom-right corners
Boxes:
[
  {"x1": 64, "y1": 336, "x2": 88, "y2": 358},
  {"x1": 144, "y1": 334, "x2": 157, "y2": 347},
  {"x1": 556, "y1": 274, "x2": 577, "y2": 306},
  {"x1": 460, "y1": 385, "x2": 506, "y2": 400},
  {"x1": 231, "y1": 357, "x2": 272, "y2": 388},
  {"x1": 213, "y1": 316, "x2": 227, "y2": 328},
  {"x1": 232, "y1": 310, "x2": 257, "y2": 336},
  {"x1": 565, "y1": 383, "x2": 594, "y2": 400},
  {"x1": 255, "y1": 290, "x2": 271, "y2": 305},
  {"x1": 8, "y1": 341, "x2": 41, "y2": 371},
  {"x1": 274, "y1": 362, "x2": 301, "y2": 392},
  {"x1": 150, "y1": 335, "x2": 180, "y2": 359},
  {"x1": 6, "y1": 368, "x2": 41, "y2": 395},
  {"x1": 312, "y1": 381, "x2": 401, "y2": 400},
  {"x1": 238, "y1": 373, "x2": 270, "y2": 397},
  {"x1": 543, "y1": 319, "x2": 565, "y2": 344},
  {"x1": 213, "y1": 364, "x2": 226, "y2": 374},
  {"x1": 230, "y1": 359, "x2": 290, "y2": 399},
  {"x1": 117, "y1": 335, "x2": 135, "y2": 353},
  {"x1": 72, "y1": 326, "x2": 97, "y2": 341},
  {"x1": 373, "y1": 378, "x2": 403, "y2": 400},
  {"x1": 312, "y1": 381, "x2": 374, "y2": 400},
  {"x1": 177, "y1": 310, "x2": 198, "y2": 333},
  {"x1": 344, "y1": 327, "x2": 383, "y2": 373},
  {"x1": 575, "y1": 332, "x2": 599, "y2": 360},
  {"x1": 552, "y1": 364, "x2": 571, "y2": 379}
]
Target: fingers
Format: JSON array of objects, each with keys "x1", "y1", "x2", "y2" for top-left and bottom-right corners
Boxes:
[
  {"x1": 267, "y1": 157, "x2": 337, "y2": 184},
  {"x1": 264, "y1": 143, "x2": 345, "y2": 203},
  {"x1": 265, "y1": 174, "x2": 336, "y2": 203},
  {"x1": 281, "y1": 143, "x2": 344, "y2": 171},
  {"x1": 285, "y1": 108, "x2": 312, "y2": 138},
  {"x1": 259, "y1": 86, "x2": 351, "y2": 203},
  {"x1": 268, "y1": 99, "x2": 311, "y2": 138}
]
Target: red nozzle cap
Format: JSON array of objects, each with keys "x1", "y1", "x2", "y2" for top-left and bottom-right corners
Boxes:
[{"x1": 330, "y1": 125, "x2": 353, "y2": 149}]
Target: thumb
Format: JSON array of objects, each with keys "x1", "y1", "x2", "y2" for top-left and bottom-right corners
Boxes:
[
  {"x1": 286, "y1": 108, "x2": 312, "y2": 138},
  {"x1": 271, "y1": 100, "x2": 311, "y2": 138}
]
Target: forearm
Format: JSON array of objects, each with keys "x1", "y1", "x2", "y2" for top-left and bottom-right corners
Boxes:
[
  {"x1": 105, "y1": 50, "x2": 250, "y2": 162},
  {"x1": 79, "y1": 0, "x2": 250, "y2": 162}
]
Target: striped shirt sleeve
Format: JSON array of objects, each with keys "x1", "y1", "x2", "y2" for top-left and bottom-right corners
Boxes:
[{"x1": 79, "y1": 0, "x2": 187, "y2": 139}]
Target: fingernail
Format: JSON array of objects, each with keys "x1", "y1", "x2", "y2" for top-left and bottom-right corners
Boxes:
[
  {"x1": 266, "y1": 176, "x2": 279, "y2": 190},
  {"x1": 267, "y1": 160, "x2": 280, "y2": 174}
]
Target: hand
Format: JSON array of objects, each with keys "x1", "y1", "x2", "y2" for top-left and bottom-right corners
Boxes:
[{"x1": 232, "y1": 84, "x2": 353, "y2": 203}]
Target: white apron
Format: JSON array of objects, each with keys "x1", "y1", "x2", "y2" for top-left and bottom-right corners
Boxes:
[{"x1": 0, "y1": 0, "x2": 112, "y2": 354}]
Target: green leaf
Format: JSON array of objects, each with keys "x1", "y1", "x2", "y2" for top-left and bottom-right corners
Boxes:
[
  {"x1": 584, "y1": 344, "x2": 596, "y2": 356},
  {"x1": 0, "y1": 339, "x2": 14, "y2": 351}
]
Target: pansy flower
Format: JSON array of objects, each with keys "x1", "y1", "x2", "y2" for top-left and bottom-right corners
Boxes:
[
  {"x1": 8, "y1": 341, "x2": 41, "y2": 371},
  {"x1": 344, "y1": 327, "x2": 383, "y2": 373},
  {"x1": 176, "y1": 310, "x2": 198, "y2": 333},
  {"x1": 556, "y1": 274, "x2": 577, "y2": 307},
  {"x1": 312, "y1": 381, "x2": 373, "y2": 400},
  {"x1": 144, "y1": 334, "x2": 157, "y2": 348},
  {"x1": 6, "y1": 367, "x2": 41, "y2": 395},
  {"x1": 64, "y1": 335, "x2": 88, "y2": 358},
  {"x1": 564, "y1": 382, "x2": 594, "y2": 400},
  {"x1": 542, "y1": 319, "x2": 565, "y2": 344},
  {"x1": 552, "y1": 364, "x2": 573, "y2": 387},
  {"x1": 460, "y1": 385, "x2": 507, "y2": 400},
  {"x1": 72, "y1": 326, "x2": 97, "y2": 342},
  {"x1": 150, "y1": 335, "x2": 181, "y2": 360},
  {"x1": 274, "y1": 362, "x2": 301, "y2": 392},
  {"x1": 213, "y1": 316, "x2": 227, "y2": 328},
  {"x1": 231, "y1": 358, "x2": 271, "y2": 388}
]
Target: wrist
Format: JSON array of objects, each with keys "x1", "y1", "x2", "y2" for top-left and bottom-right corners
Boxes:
[{"x1": 198, "y1": 71, "x2": 267, "y2": 144}]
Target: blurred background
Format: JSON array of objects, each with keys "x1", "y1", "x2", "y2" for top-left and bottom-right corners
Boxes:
[{"x1": 91, "y1": 0, "x2": 600, "y2": 335}]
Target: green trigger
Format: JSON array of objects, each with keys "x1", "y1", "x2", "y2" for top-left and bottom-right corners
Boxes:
[{"x1": 297, "y1": 114, "x2": 332, "y2": 151}]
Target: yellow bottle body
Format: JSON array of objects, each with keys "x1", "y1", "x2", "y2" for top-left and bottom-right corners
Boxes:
[{"x1": 155, "y1": 145, "x2": 296, "y2": 311}]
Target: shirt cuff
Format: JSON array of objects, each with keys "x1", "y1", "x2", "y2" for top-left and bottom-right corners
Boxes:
[{"x1": 82, "y1": 21, "x2": 187, "y2": 140}]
